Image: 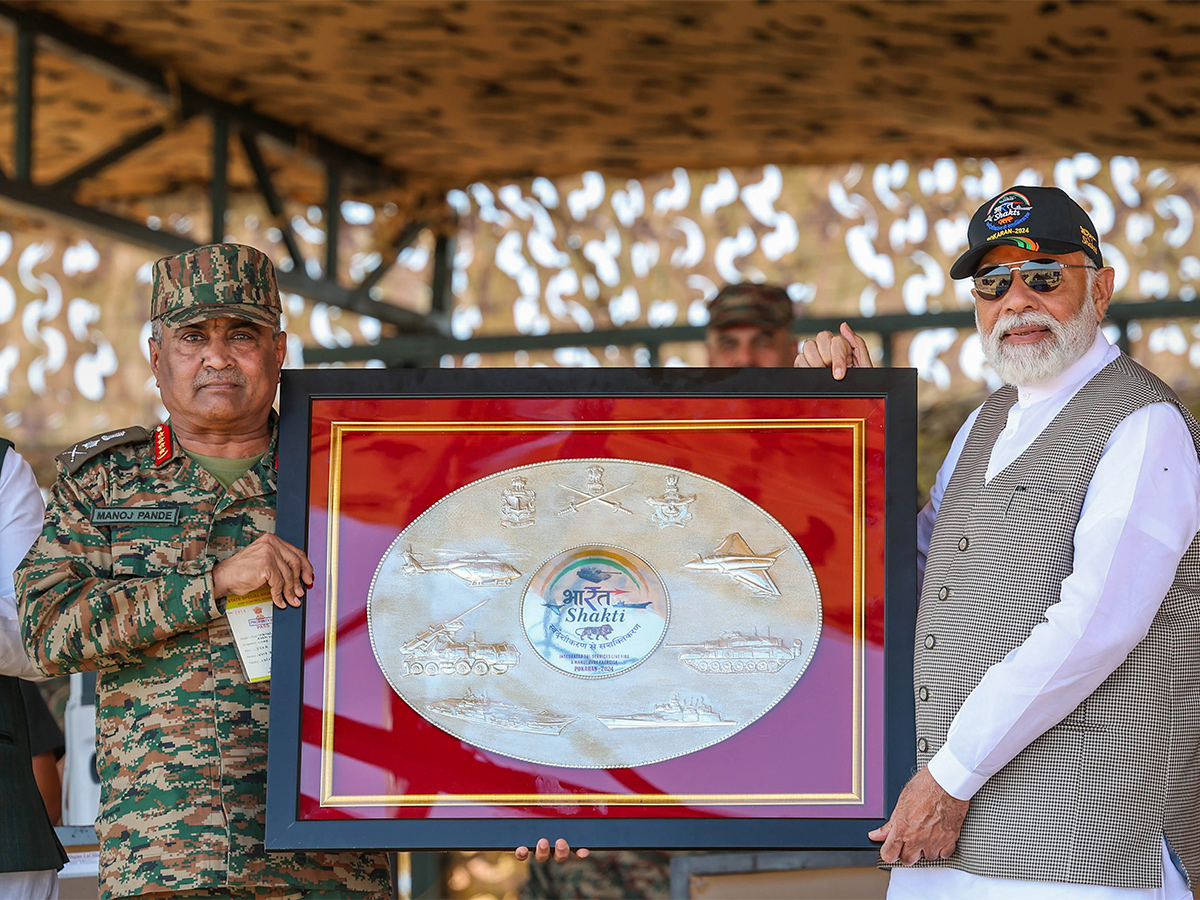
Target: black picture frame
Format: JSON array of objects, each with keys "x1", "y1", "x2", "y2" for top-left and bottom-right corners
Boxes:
[{"x1": 266, "y1": 366, "x2": 917, "y2": 852}]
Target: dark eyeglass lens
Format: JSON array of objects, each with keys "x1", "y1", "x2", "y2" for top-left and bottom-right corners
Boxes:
[
  {"x1": 973, "y1": 267, "x2": 1012, "y2": 299},
  {"x1": 972, "y1": 260, "x2": 1064, "y2": 299},
  {"x1": 1021, "y1": 260, "x2": 1064, "y2": 292}
]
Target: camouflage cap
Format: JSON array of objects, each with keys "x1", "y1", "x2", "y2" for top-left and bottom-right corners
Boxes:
[
  {"x1": 151, "y1": 243, "x2": 281, "y2": 328},
  {"x1": 706, "y1": 283, "x2": 795, "y2": 331}
]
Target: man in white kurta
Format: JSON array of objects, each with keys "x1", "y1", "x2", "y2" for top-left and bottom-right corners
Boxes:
[{"x1": 798, "y1": 185, "x2": 1199, "y2": 899}]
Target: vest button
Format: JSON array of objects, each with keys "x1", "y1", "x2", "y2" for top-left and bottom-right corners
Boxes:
[
  {"x1": 924, "y1": 634, "x2": 936, "y2": 649},
  {"x1": 917, "y1": 738, "x2": 928, "y2": 752},
  {"x1": 958, "y1": 536, "x2": 969, "y2": 551},
  {"x1": 918, "y1": 686, "x2": 929, "y2": 701},
  {"x1": 937, "y1": 585, "x2": 949, "y2": 601}
]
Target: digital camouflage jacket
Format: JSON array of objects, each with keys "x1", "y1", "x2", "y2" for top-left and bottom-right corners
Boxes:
[{"x1": 16, "y1": 418, "x2": 390, "y2": 900}]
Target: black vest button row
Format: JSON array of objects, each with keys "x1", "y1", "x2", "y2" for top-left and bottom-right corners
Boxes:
[
  {"x1": 958, "y1": 536, "x2": 969, "y2": 551},
  {"x1": 918, "y1": 686, "x2": 929, "y2": 701},
  {"x1": 924, "y1": 635, "x2": 936, "y2": 649},
  {"x1": 917, "y1": 738, "x2": 928, "y2": 752},
  {"x1": 937, "y1": 586, "x2": 949, "y2": 600}
]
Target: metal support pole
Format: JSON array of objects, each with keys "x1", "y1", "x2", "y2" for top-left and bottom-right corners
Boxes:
[
  {"x1": 1116, "y1": 319, "x2": 1132, "y2": 355},
  {"x1": 210, "y1": 114, "x2": 228, "y2": 243},
  {"x1": 881, "y1": 332, "x2": 895, "y2": 368},
  {"x1": 51, "y1": 119, "x2": 186, "y2": 194},
  {"x1": 325, "y1": 163, "x2": 340, "y2": 283},
  {"x1": 15, "y1": 25, "x2": 34, "y2": 182},
  {"x1": 239, "y1": 131, "x2": 303, "y2": 268},
  {"x1": 430, "y1": 234, "x2": 454, "y2": 316}
]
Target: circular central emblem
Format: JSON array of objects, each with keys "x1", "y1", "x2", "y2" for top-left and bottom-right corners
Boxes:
[{"x1": 522, "y1": 545, "x2": 669, "y2": 678}]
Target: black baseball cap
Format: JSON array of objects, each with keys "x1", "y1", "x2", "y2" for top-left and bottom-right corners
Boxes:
[{"x1": 950, "y1": 185, "x2": 1104, "y2": 280}]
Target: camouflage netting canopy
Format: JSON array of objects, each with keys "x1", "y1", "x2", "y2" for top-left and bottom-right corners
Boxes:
[{"x1": 2, "y1": 0, "x2": 1200, "y2": 211}]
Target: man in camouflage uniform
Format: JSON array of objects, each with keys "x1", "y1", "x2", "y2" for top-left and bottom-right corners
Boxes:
[
  {"x1": 519, "y1": 284, "x2": 800, "y2": 899},
  {"x1": 17, "y1": 244, "x2": 390, "y2": 900},
  {"x1": 704, "y1": 282, "x2": 799, "y2": 368}
]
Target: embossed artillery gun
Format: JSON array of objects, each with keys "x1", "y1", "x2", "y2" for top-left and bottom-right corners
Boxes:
[
  {"x1": 667, "y1": 629, "x2": 803, "y2": 674},
  {"x1": 399, "y1": 599, "x2": 521, "y2": 676}
]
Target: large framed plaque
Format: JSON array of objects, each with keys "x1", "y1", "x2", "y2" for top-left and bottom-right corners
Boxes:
[{"x1": 266, "y1": 368, "x2": 916, "y2": 851}]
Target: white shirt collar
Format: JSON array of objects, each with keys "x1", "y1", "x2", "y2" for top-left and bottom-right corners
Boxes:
[{"x1": 1015, "y1": 328, "x2": 1119, "y2": 407}]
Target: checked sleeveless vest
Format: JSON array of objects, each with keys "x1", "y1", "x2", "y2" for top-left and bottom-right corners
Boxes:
[{"x1": 910, "y1": 355, "x2": 1200, "y2": 890}]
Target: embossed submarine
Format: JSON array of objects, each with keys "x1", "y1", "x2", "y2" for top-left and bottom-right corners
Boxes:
[{"x1": 667, "y1": 629, "x2": 803, "y2": 674}]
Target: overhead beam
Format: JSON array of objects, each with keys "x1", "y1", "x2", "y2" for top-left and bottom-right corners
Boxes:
[
  {"x1": 303, "y1": 300, "x2": 1200, "y2": 366},
  {"x1": 239, "y1": 131, "x2": 302, "y2": 268},
  {"x1": 0, "y1": 1, "x2": 402, "y2": 189},
  {"x1": 350, "y1": 221, "x2": 425, "y2": 303},
  {"x1": 50, "y1": 119, "x2": 189, "y2": 194},
  {"x1": 0, "y1": 174, "x2": 440, "y2": 332}
]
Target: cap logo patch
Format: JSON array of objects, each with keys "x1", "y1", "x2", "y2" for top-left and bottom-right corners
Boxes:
[
  {"x1": 1079, "y1": 226, "x2": 1098, "y2": 254},
  {"x1": 985, "y1": 191, "x2": 1033, "y2": 232}
]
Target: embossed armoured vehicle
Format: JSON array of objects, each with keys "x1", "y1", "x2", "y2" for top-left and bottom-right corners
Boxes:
[
  {"x1": 400, "y1": 630, "x2": 521, "y2": 676},
  {"x1": 668, "y1": 630, "x2": 802, "y2": 674}
]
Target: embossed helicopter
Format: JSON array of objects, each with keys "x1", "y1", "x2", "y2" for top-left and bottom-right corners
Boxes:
[
  {"x1": 400, "y1": 547, "x2": 522, "y2": 586},
  {"x1": 684, "y1": 532, "x2": 786, "y2": 597}
]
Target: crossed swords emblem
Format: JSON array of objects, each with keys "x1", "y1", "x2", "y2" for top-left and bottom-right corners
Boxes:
[{"x1": 556, "y1": 470, "x2": 633, "y2": 516}]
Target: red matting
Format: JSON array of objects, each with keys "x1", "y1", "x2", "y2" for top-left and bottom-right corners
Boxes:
[{"x1": 298, "y1": 395, "x2": 887, "y2": 821}]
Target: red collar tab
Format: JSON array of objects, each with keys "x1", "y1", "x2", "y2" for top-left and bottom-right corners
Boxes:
[{"x1": 153, "y1": 424, "x2": 172, "y2": 465}]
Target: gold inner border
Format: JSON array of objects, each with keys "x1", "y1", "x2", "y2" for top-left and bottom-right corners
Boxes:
[{"x1": 319, "y1": 418, "x2": 869, "y2": 808}]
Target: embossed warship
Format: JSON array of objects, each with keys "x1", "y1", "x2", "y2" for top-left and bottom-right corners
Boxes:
[
  {"x1": 427, "y1": 689, "x2": 576, "y2": 735},
  {"x1": 399, "y1": 599, "x2": 520, "y2": 675},
  {"x1": 596, "y1": 694, "x2": 737, "y2": 729},
  {"x1": 401, "y1": 547, "x2": 522, "y2": 586},
  {"x1": 668, "y1": 630, "x2": 803, "y2": 674}
]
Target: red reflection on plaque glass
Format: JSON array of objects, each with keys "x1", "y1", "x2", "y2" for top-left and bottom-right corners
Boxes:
[{"x1": 297, "y1": 396, "x2": 887, "y2": 821}]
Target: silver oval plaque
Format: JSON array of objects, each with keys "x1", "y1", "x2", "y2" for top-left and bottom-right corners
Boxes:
[{"x1": 367, "y1": 458, "x2": 822, "y2": 769}]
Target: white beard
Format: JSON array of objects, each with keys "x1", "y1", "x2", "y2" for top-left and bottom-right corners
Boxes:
[{"x1": 979, "y1": 285, "x2": 1099, "y2": 387}]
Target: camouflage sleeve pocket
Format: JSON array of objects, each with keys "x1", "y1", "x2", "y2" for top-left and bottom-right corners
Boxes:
[{"x1": 112, "y1": 534, "x2": 181, "y2": 578}]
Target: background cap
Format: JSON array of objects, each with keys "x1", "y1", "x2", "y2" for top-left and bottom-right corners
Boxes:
[
  {"x1": 707, "y1": 283, "x2": 795, "y2": 331},
  {"x1": 950, "y1": 185, "x2": 1104, "y2": 279},
  {"x1": 151, "y1": 243, "x2": 281, "y2": 327}
]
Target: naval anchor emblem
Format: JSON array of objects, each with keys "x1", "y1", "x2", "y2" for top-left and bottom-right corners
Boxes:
[{"x1": 500, "y1": 475, "x2": 536, "y2": 529}]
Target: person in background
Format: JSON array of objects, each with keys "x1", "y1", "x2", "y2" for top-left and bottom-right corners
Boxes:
[
  {"x1": 704, "y1": 282, "x2": 799, "y2": 367},
  {"x1": 17, "y1": 245, "x2": 390, "y2": 900},
  {"x1": 0, "y1": 438, "x2": 67, "y2": 899},
  {"x1": 798, "y1": 185, "x2": 1198, "y2": 899},
  {"x1": 518, "y1": 282, "x2": 802, "y2": 899}
]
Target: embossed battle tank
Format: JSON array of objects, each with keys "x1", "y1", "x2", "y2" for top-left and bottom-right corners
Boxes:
[{"x1": 667, "y1": 630, "x2": 802, "y2": 674}]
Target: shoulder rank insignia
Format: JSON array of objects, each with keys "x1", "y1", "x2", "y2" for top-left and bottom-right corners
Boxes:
[
  {"x1": 58, "y1": 426, "x2": 151, "y2": 475},
  {"x1": 152, "y1": 423, "x2": 172, "y2": 466}
]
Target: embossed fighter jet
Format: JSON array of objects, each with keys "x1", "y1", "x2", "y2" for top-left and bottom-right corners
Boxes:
[
  {"x1": 401, "y1": 548, "x2": 522, "y2": 586},
  {"x1": 685, "y1": 532, "x2": 785, "y2": 597}
]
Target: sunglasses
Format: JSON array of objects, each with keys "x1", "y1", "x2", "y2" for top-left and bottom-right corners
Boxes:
[{"x1": 972, "y1": 259, "x2": 1095, "y2": 301}]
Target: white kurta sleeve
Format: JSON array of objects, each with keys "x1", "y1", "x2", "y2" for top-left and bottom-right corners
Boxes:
[
  {"x1": 0, "y1": 448, "x2": 47, "y2": 679},
  {"x1": 927, "y1": 402, "x2": 1200, "y2": 800}
]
